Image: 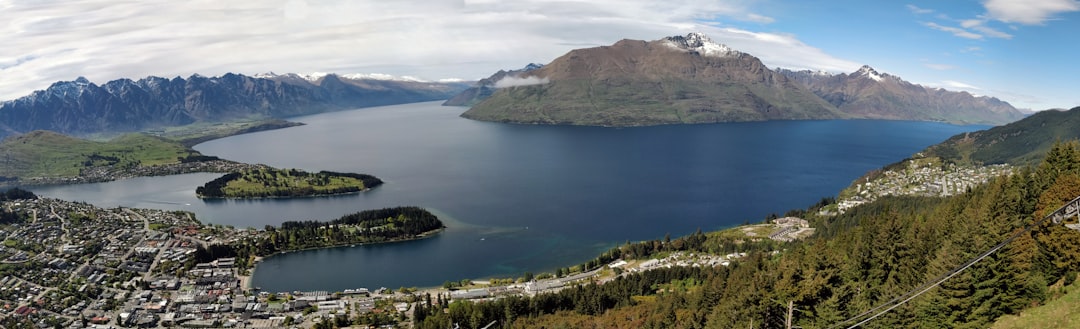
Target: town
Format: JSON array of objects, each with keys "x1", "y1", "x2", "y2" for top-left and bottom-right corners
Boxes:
[
  {"x1": 834, "y1": 158, "x2": 1013, "y2": 213},
  {"x1": 1, "y1": 192, "x2": 789, "y2": 329}
]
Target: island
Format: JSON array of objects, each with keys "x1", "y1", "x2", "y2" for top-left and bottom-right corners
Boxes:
[{"x1": 195, "y1": 168, "x2": 383, "y2": 198}]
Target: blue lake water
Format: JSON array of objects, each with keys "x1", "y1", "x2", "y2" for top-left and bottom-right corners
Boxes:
[{"x1": 28, "y1": 101, "x2": 988, "y2": 291}]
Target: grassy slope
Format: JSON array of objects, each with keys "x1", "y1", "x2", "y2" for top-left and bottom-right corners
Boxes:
[
  {"x1": 0, "y1": 131, "x2": 198, "y2": 178},
  {"x1": 462, "y1": 78, "x2": 841, "y2": 126},
  {"x1": 992, "y1": 283, "x2": 1080, "y2": 329}
]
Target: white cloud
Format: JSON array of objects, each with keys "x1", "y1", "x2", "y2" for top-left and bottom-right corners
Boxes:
[
  {"x1": 973, "y1": 25, "x2": 1013, "y2": 38},
  {"x1": 960, "y1": 19, "x2": 983, "y2": 28},
  {"x1": 984, "y1": 0, "x2": 1080, "y2": 24},
  {"x1": 922, "y1": 22, "x2": 983, "y2": 39},
  {"x1": 907, "y1": 4, "x2": 934, "y2": 14},
  {"x1": 493, "y1": 76, "x2": 550, "y2": 88},
  {"x1": 942, "y1": 80, "x2": 982, "y2": 90},
  {"x1": 957, "y1": 17, "x2": 1014, "y2": 39},
  {"x1": 744, "y1": 13, "x2": 775, "y2": 24},
  {"x1": 0, "y1": 0, "x2": 860, "y2": 101}
]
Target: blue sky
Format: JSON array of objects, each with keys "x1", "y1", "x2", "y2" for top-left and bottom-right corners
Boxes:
[
  {"x1": 0, "y1": 0, "x2": 1077, "y2": 110},
  {"x1": 735, "y1": 0, "x2": 1080, "y2": 110}
]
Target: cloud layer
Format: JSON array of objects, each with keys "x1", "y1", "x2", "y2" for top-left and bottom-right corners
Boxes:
[
  {"x1": 0, "y1": 0, "x2": 860, "y2": 101},
  {"x1": 494, "y1": 76, "x2": 550, "y2": 88},
  {"x1": 915, "y1": 0, "x2": 1076, "y2": 40},
  {"x1": 984, "y1": 0, "x2": 1080, "y2": 24}
]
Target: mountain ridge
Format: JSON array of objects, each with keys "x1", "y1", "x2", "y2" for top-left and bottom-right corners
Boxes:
[
  {"x1": 0, "y1": 73, "x2": 470, "y2": 140},
  {"x1": 455, "y1": 33, "x2": 1025, "y2": 127},
  {"x1": 775, "y1": 66, "x2": 1025, "y2": 125},
  {"x1": 461, "y1": 33, "x2": 843, "y2": 126}
]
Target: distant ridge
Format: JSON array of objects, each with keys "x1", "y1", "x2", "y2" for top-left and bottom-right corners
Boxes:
[
  {"x1": 0, "y1": 73, "x2": 470, "y2": 139},
  {"x1": 453, "y1": 32, "x2": 1025, "y2": 127},
  {"x1": 443, "y1": 63, "x2": 543, "y2": 107},
  {"x1": 775, "y1": 66, "x2": 1025, "y2": 125}
]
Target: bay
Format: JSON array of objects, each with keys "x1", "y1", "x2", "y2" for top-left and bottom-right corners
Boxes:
[{"x1": 28, "y1": 101, "x2": 987, "y2": 292}]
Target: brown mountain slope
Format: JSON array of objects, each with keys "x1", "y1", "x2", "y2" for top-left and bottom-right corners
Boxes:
[{"x1": 461, "y1": 33, "x2": 842, "y2": 126}]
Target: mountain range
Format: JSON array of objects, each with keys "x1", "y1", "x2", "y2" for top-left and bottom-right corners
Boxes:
[
  {"x1": 776, "y1": 66, "x2": 1023, "y2": 124},
  {"x1": 0, "y1": 73, "x2": 470, "y2": 139},
  {"x1": 456, "y1": 33, "x2": 1026, "y2": 127}
]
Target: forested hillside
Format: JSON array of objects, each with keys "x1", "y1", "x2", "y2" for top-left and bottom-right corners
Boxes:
[
  {"x1": 409, "y1": 142, "x2": 1080, "y2": 329},
  {"x1": 924, "y1": 107, "x2": 1080, "y2": 166}
]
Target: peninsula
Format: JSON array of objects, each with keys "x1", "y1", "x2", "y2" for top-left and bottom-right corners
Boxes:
[{"x1": 195, "y1": 168, "x2": 383, "y2": 199}]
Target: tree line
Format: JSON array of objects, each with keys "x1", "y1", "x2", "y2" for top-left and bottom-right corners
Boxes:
[
  {"x1": 0, "y1": 188, "x2": 36, "y2": 224},
  {"x1": 193, "y1": 206, "x2": 443, "y2": 270}
]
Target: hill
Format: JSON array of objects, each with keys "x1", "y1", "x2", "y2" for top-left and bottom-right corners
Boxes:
[
  {"x1": 0, "y1": 73, "x2": 469, "y2": 139},
  {"x1": 457, "y1": 32, "x2": 1024, "y2": 127},
  {"x1": 0, "y1": 130, "x2": 201, "y2": 180},
  {"x1": 923, "y1": 107, "x2": 1080, "y2": 166},
  {"x1": 461, "y1": 33, "x2": 842, "y2": 126}
]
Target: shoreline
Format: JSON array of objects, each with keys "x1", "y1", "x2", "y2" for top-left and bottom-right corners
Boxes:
[{"x1": 196, "y1": 186, "x2": 374, "y2": 200}]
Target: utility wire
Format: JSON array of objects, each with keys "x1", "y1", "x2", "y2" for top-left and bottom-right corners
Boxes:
[{"x1": 829, "y1": 195, "x2": 1080, "y2": 329}]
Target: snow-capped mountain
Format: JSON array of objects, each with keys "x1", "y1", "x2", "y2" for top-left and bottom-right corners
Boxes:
[
  {"x1": 0, "y1": 73, "x2": 470, "y2": 139},
  {"x1": 853, "y1": 65, "x2": 887, "y2": 82},
  {"x1": 457, "y1": 32, "x2": 1025, "y2": 127},
  {"x1": 662, "y1": 32, "x2": 741, "y2": 57},
  {"x1": 460, "y1": 33, "x2": 840, "y2": 126}
]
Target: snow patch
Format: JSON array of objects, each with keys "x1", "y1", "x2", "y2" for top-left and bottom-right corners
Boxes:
[
  {"x1": 855, "y1": 65, "x2": 884, "y2": 82},
  {"x1": 260, "y1": 71, "x2": 457, "y2": 83},
  {"x1": 341, "y1": 73, "x2": 428, "y2": 82},
  {"x1": 300, "y1": 72, "x2": 329, "y2": 82},
  {"x1": 254, "y1": 72, "x2": 280, "y2": 79},
  {"x1": 663, "y1": 32, "x2": 740, "y2": 58},
  {"x1": 493, "y1": 76, "x2": 549, "y2": 88}
]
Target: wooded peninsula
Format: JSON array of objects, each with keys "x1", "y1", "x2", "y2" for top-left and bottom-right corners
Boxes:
[
  {"x1": 195, "y1": 168, "x2": 383, "y2": 199},
  {"x1": 199, "y1": 206, "x2": 445, "y2": 271}
]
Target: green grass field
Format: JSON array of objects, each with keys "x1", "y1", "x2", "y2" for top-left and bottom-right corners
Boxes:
[
  {"x1": 203, "y1": 168, "x2": 375, "y2": 198},
  {"x1": 0, "y1": 131, "x2": 198, "y2": 178},
  {"x1": 992, "y1": 283, "x2": 1080, "y2": 329}
]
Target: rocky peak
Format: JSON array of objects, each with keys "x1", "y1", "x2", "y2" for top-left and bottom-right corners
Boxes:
[
  {"x1": 522, "y1": 63, "x2": 544, "y2": 71},
  {"x1": 662, "y1": 32, "x2": 740, "y2": 57},
  {"x1": 853, "y1": 65, "x2": 886, "y2": 82}
]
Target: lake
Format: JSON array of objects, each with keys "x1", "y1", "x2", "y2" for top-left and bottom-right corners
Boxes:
[{"x1": 28, "y1": 101, "x2": 988, "y2": 292}]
